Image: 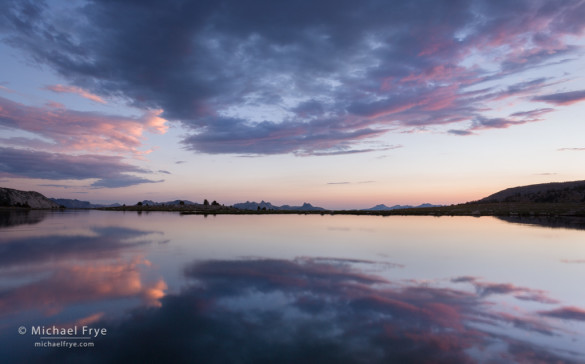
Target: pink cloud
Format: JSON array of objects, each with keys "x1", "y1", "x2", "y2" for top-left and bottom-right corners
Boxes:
[
  {"x1": 5, "y1": 1, "x2": 585, "y2": 156},
  {"x1": 452, "y1": 276, "x2": 559, "y2": 304},
  {"x1": 418, "y1": 84, "x2": 459, "y2": 111},
  {"x1": 45, "y1": 84, "x2": 107, "y2": 104},
  {"x1": 0, "y1": 96, "x2": 168, "y2": 155},
  {"x1": 401, "y1": 65, "x2": 478, "y2": 86},
  {"x1": 45, "y1": 101, "x2": 65, "y2": 109}
]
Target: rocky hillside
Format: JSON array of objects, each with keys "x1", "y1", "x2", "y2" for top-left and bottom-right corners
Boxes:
[
  {"x1": 0, "y1": 187, "x2": 60, "y2": 209},
  {"x1": 478, "y1": 180, "x2": 585, "y2": 203}
]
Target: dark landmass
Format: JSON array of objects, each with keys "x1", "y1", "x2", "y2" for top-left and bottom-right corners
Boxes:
[
  {"x1": 352, "y1": 202, "x2": 585, "y2": 217},
  {"x1": 233, "y1": 201, "x2": 325, "y2": 211},
  {"x1": 139, "y1": 199, "x2": 198, "y2": 206},
  {"x1": 479, "y1": 180, "x2": 585, "y2": 203},
  {"x1": 50, "y1": 198, "x2": 121, "y2": 209},
  {"x1": 0, "y1": 187, "x2": 60, "y2": 209},
  {"x1": 363, "y1": 203, "x2": 441, "y2": 211},
  {"x1": 50, "y1": 198, "x2": 93, "y2": 209}
]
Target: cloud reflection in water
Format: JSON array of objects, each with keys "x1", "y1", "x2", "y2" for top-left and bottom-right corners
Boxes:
[
  {"x1": 0, "y1": 226, "x2": 156, "y2": 268},
  {"x1": 0, "y1": 257, "x2": 166, "y2": 317},
  {"x1": 0, "y1": 220, "x2": 168, "y2": 359},
  {"x1": 18, "y1": 257, "x2": 584, "y2": 363}
]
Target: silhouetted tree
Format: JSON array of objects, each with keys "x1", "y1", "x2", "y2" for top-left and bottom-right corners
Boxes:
[
  {"x1": 212, "y1": 200, "x2": 219, "y2": 206},
  {"x1": 137, "y1": 202, "x2": 143, "y2": 206},
  {"x1": 179, "y1": 201, "x2": 185, "y2": 206},
  {"x1": 204, "y1": 199, "x2": 209, "y2": 206}
]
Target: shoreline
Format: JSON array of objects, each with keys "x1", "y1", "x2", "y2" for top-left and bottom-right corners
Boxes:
[
  {"x1": 3, "y1": 202, "x2": 585, "y2": 217},
  {"x1": 97, "y1": 202, "x2": 585, "y2": 217}
]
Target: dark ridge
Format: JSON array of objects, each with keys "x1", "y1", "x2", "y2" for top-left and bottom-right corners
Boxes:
[{"x1": 477, "y1": 180, "x2": 585, "y2": 204}]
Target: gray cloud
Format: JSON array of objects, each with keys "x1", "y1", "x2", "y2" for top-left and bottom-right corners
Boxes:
[
  {"x1": 2, "y1": 0, "x2": 585, "y2": 154},
  {"x1": 448, "y1": 129, "x2": 474, "y2": 136},
  {"x1": 449, "y1": 107, "x2": 556, "y2": 135},
  {"x1": 90, "y1": 175, "x2": 164, "y2": 189},
  {"x1": 533, "y1": 90, "x2": 585, "y2": 105},
  {"x1": 0, "y1": 147, "x2": 162, "y2": 188},
  {"x1": 181, "y1": 117, "x2": 388, "y2": 155},
  {"x1": 538, "y1": 306, "x2": 585, "y2": 321}
]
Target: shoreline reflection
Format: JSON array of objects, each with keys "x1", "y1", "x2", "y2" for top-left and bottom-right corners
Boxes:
[
  {"x1": 0, "y1": 210, "x2": 50, "y2": 228},
  {"x1": 496, "y1": 215, "x2": 585, "y2": 231}
]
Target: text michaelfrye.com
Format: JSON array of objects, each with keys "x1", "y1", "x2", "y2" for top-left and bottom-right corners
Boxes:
[{"x1": 18, "y1": 325, "x2": 107, "y2": 349}]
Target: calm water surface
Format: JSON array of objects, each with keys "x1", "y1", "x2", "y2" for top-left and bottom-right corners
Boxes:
[{"x1": 1, "y1": 210, "x2": 584, "y2": 363}]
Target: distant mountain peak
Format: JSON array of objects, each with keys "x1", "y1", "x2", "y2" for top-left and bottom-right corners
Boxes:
[
  {"x1": 233, "y1": 201, "x2": 325, "y2": 211},
  {"x1": 363, "y1": 203, "x2": 441, "y2": 211}
]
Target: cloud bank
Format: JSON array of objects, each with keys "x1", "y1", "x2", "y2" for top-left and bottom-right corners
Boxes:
[
  {"x1": 2, "y1": 0, "x2": 585, "y2": 155},
  {"x1": 0, "y1": 96, "x2": 167, "y2": 155},
  {"x1": 0, "y1": 147, "x2": 163, "y2": 188}
]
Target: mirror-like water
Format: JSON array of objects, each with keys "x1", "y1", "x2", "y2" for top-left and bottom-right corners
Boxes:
[{"x1": 1, "y1": 210, "x2": 584, "y2": 363}]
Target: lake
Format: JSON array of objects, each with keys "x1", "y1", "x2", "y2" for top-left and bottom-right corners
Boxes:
[{"x1": 1, "y1": 210, "x2": 584, "y2": 363}]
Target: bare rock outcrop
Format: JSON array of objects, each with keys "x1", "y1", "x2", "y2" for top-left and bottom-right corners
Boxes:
[{"x1": 0, "y1": 187, "x2": 60, "y2": 209}]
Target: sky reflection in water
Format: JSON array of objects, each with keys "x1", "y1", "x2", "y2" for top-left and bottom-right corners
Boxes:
[{"x1": 0, "y1": 211, "x2": 584, "y2": 363}]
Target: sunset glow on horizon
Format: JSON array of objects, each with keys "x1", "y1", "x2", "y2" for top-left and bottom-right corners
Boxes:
[{"x1": 1, "y1": 0, "x2": 585, "y2": 209}]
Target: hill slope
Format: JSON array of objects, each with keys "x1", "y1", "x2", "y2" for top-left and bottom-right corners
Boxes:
[
  {"x1": 0, "y1": 187, "x2": 60, "y2": 208},
  {"x1": 478, "y1": 180, "x2": 585, "y2": 203}
]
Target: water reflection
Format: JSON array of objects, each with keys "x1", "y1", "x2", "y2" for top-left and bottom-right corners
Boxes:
[
  {"x1": 0, "y1": 209, "x2": 48, "y2": 228},
  {"x1": 1, "y1": 211, "x2": 584, "y2": 363},
  {"x1": 0, "y1": 257, "x2": 166, "y2": 317},
  {"x1": 0, "y1": 212, "x2": 167, "y2": 363},
  {"x1": 8, "y1": 257, "x2": 583, "y2": 363},
  {"x1": 0, "y1": 226, "x2": 157, "y2": 267},
  {"x1": 496, "y1": 216, "x2": 585, "y2": 231}
]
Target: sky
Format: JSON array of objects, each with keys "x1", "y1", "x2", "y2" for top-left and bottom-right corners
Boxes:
[{"x1": 1, "y1": 0, "x2": 585, "y2": 209}]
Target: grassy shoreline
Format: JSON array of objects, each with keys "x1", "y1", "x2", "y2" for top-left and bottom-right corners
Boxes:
[
  {"x1": 3, "y1": 202, "x2": 584, "y2": 217},
  {"x1": 93, "y1": 202, "x2": 585, "y2": 217}
]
